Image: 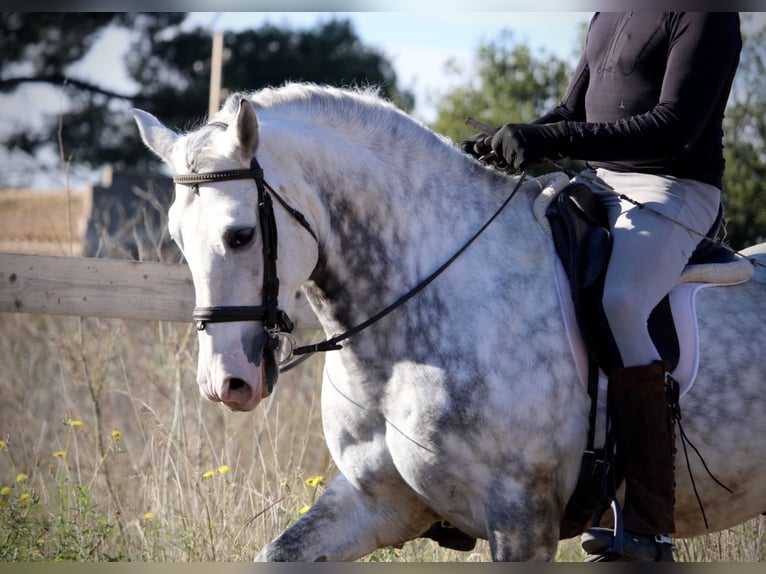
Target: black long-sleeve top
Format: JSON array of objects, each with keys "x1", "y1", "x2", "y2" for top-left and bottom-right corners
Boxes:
[{"x1": 535, "y1": 12, "x2": 742, "y2": 189}]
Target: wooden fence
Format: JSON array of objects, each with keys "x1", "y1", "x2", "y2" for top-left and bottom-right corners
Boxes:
[{"x1": 0, "y1": 252, "x2": 193, "y2": 322}]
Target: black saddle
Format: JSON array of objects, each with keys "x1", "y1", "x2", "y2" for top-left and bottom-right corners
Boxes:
[{"x1": 545, "y1": 182, "x2": 732, "y2": 375}]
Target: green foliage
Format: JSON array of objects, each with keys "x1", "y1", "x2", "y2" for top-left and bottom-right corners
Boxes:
[
  {"x1": 0, "y1": 472, "x2": 121, "y2": 561},
  {"x1": 431, "y1": 31, "x2": 572, "y2": 144},
  {"x1": 721, "y1": 16, "x2": 766, "y2": 248}
]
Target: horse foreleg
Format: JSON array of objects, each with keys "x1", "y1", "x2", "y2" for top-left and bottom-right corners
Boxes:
[
  {"x1": 484, "y1": 481, "x2": 562, "y2": 561},
  {"x1": 255, "y1": 472, "x2": 436, "y2": 562}
]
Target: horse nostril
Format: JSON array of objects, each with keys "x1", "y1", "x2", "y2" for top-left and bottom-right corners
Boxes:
[
  {"x1": 228, "y1": 377, "x2": 247, "y2": 391},
  {"x1": 222, "y1": 377, "x2": 253, "y2": 405}
]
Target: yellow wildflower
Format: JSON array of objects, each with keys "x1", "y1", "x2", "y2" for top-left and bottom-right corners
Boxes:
[
  {"x1": 63, "y1": 417, "x2": 83, "y2": 428},
  {"x1": 18, "y1": 493, "x2": 31, "y2": 502},
  {"x1": 202, "y1": 470, "x2": 216, "y2": 479},
  {"x1": 53, "y1": 451, "x2": 66, "y2": 459},
  {"x1": 110, "y1": 430, "x2": 122, "y2": 441},
  {"x1": 143, "y1": 512, "x2": 154, "y2": 521},
  {"x1": 0, "y1": 486, "x2": 11, "y2": 496},
  {"x1": 305, "y1": 475, "x2": 324, "y2": 487},
  {"x1": 299, "y1": 505, "x2": 311, "y2": 515},
  {"x1": 217, "y1": 465, "x2": 230, "y2": 475},
  {"x1": 0, "y1": 440, "x2": 6, "y2": 451},
  {"x1": 16, "y1": 473, "x2": 28, "y2": 483}
]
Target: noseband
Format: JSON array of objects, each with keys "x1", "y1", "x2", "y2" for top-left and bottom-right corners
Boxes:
[{"x1": 172, "y1": 156, "x2": 317, "y2": 353}]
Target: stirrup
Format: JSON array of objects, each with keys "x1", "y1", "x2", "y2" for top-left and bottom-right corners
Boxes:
[
  {"x1": 583, "y1": 529, "x2": 675, "y2": 562},
  {"x1": 582, "y1": 499, "x2": 675, "y2": 562},
  {"x1": 582, "y1": 497, "x2": 624, "y2": 560}
]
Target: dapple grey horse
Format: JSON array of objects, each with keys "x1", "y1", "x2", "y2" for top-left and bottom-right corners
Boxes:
[{"x1": 133, "y1": 83, "x2": 766, "y2": 561}]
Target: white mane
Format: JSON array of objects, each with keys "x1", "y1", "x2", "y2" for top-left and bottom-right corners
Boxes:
[{"x1": 212, "y1": 82, "x2": 456, "y2": 157}]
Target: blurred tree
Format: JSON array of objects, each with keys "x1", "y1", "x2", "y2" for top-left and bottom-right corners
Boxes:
[
  {"x1": 431, "y1": 31, "x2": 572, "y2": 144},
  {"x1": 0, "y1": 13, "x2": 186, "y2": 182},
  {"x1": 722, "y1": 16, "x2": 766, "y2": 248},
  {"x1": 0, "y1": 13, "x2": 413, "y2": 184},
  {"x1": 223, "y1": 20, "x2": 407, "y2": 104},
  {"x1": 430, "y1": 30, "x2": 579, "y2": 177},
  {"x1": 0, "y1": 13, "x2": 144, "y2": 79}
]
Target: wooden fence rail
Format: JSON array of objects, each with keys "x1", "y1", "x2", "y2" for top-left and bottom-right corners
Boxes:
[{"x1": 0, "y1": 252, "x2": 194, "y2": 322}]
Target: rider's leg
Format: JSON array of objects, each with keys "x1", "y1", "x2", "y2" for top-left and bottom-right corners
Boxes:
[
  {"x1": 594, "y1": 169, "x2": 721, "y2": 368},
  {"x1": 582, "y1": 360, "x2": 679, "y2": 561},
  {"x1": 579, "y1": 169, "x2": 719, "y2": 561}
]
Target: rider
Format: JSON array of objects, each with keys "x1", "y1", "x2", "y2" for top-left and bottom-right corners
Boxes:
[{"x1": 461, "y1": 12, "x2": 742, "y2": 561}]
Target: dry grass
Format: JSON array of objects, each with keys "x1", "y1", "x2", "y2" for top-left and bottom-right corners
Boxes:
[
  {"x1": 0, "y1": 311, "x2": 763, "y2": 562},
  {"x1": 0, "y1": 313, "x2": 332, "y2": 561},
  {"x1": 0, "y1": 312, "x2": 486, "y2": 561}
]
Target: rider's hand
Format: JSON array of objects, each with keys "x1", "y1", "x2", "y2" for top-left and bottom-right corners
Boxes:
[
  {"x1": 459, "y1": 132, "x2": 494, "y2": 161},
  {"x1": 490, "y1": 122, "x2": 569, "y2": 171}
]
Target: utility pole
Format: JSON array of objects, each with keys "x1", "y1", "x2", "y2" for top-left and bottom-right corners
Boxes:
[{"x1": 208, "y1": 30, "x2": 224, "y2": 118}]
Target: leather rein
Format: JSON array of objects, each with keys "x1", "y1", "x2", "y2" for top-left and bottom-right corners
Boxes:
[{"x1": 173, "y1": 151, "x2": 527, "y2": 368}]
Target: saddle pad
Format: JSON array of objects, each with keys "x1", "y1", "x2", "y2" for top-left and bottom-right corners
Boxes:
[{"x1": 555, "y1": 258, "x2": 707, "y2": 407}]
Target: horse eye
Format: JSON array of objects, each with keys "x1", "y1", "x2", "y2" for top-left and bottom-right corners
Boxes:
[{"x1": 224, "y1": 226, "x2": 256, "y2": 250}]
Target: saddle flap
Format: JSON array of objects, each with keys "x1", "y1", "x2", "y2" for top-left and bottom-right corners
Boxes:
[
  {"x1": 546, "y1": 183, "x2": 622, "y2": 373},
  {"x1": 581, "y1": 227, "x2": 610, "y2": 289}
]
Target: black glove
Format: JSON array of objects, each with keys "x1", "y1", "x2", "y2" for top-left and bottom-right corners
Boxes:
[
  {"x1": 459, "y1": 131, "x2": 494, "y2": 161},
  {"x1": 490, "y1": 122, "x2": 570, "y2": 171}
]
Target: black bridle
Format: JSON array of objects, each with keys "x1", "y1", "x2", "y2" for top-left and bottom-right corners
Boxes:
[
  {"x1": 173, "y1": 156, "x2": 317, "y2": 354},
  {"x1": 173, "y1": 151, "x2": 527, "y2": 367}
]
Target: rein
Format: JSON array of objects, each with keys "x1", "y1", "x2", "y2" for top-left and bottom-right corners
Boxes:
[
  {"x1": 172, "y1": 147, "x2": 528, "y2": 368},
  {"x1": 289, "y1": 170, "x2": 528, "y2": 362}
]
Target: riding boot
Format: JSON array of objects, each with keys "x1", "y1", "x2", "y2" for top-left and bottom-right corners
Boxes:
[{"x1": 582, "y1": 360, "x2": 679, "y2": 562}]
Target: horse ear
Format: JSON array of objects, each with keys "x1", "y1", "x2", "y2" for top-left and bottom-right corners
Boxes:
[
  {"x1": 132, "y1": 108, "x2": 179, "y2": 166},
  {"x1": 227, "y1": 97, "x2": 259, "y2": 162}
]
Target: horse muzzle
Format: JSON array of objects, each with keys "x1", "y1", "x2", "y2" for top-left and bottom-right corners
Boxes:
[{"x1": 196, "y1": 325, "x2": 280, "y2": 412}]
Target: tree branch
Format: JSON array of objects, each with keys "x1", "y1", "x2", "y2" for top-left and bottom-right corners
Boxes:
[{"x1": 0, "y1": 73, "x2": 149, "y2": 103}]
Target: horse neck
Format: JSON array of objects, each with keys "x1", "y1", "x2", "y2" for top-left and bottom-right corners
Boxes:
[{"x1": 267, "y1": 109, "x2": 546, "y2": 332}]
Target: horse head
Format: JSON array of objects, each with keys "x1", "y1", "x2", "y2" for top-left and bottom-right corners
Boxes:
[{"x1": 133, "y1": 97, "x2": 319, "y2": 411}]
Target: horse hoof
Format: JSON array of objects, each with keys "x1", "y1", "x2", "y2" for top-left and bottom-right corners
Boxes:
[{"x1": 422, "y1": 522, "x2": 477, "y2": 551}]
